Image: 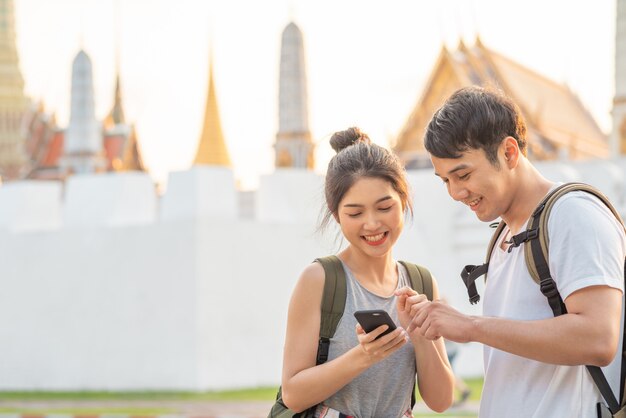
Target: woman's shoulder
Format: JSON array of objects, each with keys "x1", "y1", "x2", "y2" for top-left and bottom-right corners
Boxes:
[
  {"x1": 288, "y1": 261, "x2": 328, "y2": 321},
  {"x1": 302, "y1": 260, "x2": 326, "y2": 280},
  {"x1": 292, "y1": 260, "x2": 327, "y2": 299}
]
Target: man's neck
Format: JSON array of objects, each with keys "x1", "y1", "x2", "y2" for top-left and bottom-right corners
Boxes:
[{"x1": 500, "y1": 161, "x2": 554, "y2": 233}]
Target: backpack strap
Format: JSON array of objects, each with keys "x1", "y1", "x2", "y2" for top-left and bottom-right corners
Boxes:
[
  {"x1": 398, "y1": 261, "x2": 434, "y2": 301},
  {"x1": 398, "y1": 261, "x2": 435, "y2": 409},
  {"x1": 314, "y1": 255, "x2": 347, "y2": 365},
  {"x1": 521, "y1": 182, "x2": 626, "y2": 414},
  {"x1": 523, "y1": 183, "x2": 625, "y2": 286},
  {"x1": 271, "y1": 256, "x2": 347, "y2": 416},
  {"x1": 460, "y1": 221, "x2": 507, "y2": 304}
]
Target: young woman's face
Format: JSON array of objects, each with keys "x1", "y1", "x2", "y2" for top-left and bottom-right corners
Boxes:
[{"x1": 336, "y1": 177, "x2": 405, "y2": 258}]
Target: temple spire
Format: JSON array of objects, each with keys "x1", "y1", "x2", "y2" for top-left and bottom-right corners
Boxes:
[
  {"x1": 63, "y1": 49, "x2": 105, "y2": 174},
  {"x1": 0, "y1": 0, "x2": 29, "y2": 179},
  {"x1": 193, "y1": 54, "x2": 231, "y2": 166},
  {"x1": 274, "y1": 21, "x2": 314, "y2": 169},
  {"x1": 105, "y1": 72, "x2": 126, "y2": 127}
]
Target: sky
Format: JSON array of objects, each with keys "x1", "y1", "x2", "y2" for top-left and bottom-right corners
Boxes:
[{"x1": 14, "y1": 0, "x2": 617, "y2": 190}]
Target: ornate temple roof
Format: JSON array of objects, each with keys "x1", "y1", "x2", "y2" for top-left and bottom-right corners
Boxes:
[{"x1": 394, "y1": 38, "x2": 608, "y2": 168}]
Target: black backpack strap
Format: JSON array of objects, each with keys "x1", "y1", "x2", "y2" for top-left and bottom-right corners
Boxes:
[
  {"x1": 459, "y1": 221, "x2": 506, "y2": 304},
  {"x1": 460, "y1": 264, "x2": 489, "y2": 305},
  {"x1": 619, "y1": 260, "x2": 626, "y2": 406},
  {"x1": 314, "y1": 255, "x2": 347, "y2": 365},
  {"x1": 524, "y1": 191, "x2": 567, "y2": 316},
  {"x1": 524, "y1": 182, "x2": 625, "y2": 414}
]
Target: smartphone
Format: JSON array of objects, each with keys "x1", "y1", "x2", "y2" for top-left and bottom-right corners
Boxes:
[{"x1": 354, "y1": 309, "x2": 397, "y2": 339}]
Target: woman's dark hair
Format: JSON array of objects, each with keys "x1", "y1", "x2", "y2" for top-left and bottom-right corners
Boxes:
[
  {"x1": 424, "y1": 86, "x2": 527, "y2": 166},
  {"x1": 320, "y1": 127, "x2": 413, "y2": 230}
]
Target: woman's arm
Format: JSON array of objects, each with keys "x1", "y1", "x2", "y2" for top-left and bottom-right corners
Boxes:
[
  {"x1": 396, "y1": 280, "x2": 455, "y2": 413},
  {"x1": 281, "y1": 262, "x2": 409, "y2": 412}
]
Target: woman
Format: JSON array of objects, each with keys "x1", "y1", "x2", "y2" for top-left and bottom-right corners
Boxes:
[{"x1": 280, "y1": 127, "x2": 455, "y2": 417}]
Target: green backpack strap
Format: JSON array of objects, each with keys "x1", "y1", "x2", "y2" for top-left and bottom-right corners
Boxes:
[
  {"x1": 398, "y1": 261, "x2": 434, "y2": 301},
  {"x1": 269, "y1": 256, "x2": 347, "y2": 418},
  {"x1": 314, "y1": 255, "x2": 347, "y2": 363},
  {"x1": 398, "y1": 260, "x2": 434, "y2": 409},
  {"x1": 522, "y1": 182, "x2": 625, "y2": 286}
]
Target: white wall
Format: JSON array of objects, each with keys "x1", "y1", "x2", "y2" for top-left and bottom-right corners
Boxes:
[
  {"x1": 0, "y1": 181, "x2": 62, "y2": 232},
  {"x1": 0, "y1": 159, "x2": 624, "y2": 389}
]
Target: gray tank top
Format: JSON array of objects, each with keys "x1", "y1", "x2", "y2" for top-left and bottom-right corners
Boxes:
[{"x1": 315, "y1": 261, "x2": 416, "y2": 418}]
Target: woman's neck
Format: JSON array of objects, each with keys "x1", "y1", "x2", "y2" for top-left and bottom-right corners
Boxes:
[{"x1": 339, "y1": 247, "x2": 396, "y2": 286}]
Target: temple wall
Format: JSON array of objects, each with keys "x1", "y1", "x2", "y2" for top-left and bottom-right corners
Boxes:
[{"x1": 0, "y1": 158, "x2": 624, "y2": 389}]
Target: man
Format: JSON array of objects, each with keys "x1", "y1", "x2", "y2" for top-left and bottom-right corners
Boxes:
[{"x1": 414, "y1": 86, "x2": 625, "y2": 417}]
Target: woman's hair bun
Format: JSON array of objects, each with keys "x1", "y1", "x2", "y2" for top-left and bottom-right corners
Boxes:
[{"x1": 329, "y1": 127, "x2": 371, "y2": 153}]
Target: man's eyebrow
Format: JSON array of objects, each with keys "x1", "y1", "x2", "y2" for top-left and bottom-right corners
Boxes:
[
  {"x1": 343, "y1": 196, "x2": 392, "y2": 208},
  {"x1": 435, "y1": 164, "x2": 471, "y2": 178}
]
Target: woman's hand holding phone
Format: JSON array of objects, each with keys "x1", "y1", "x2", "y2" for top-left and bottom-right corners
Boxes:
[{"x1": 353, "y1": 310, "x2": 409, "y2": 366}]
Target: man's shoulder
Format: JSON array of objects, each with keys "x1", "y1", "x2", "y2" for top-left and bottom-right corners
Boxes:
[{"x1": 548, "y1": 190, "x2": 618, "y2": 225}]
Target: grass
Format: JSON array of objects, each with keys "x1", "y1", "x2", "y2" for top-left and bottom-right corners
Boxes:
[
  {"x1": 0, "y1": 379, "x2": 482, "y2": 415},
  {"x1": 416, "y1": 377, "x2": 482, "y2": 402},
  {"x1": 0, "y1": 407, "x2": 174, "y2": 414},
  {"x1": 459, "y1": 377, "x2": 483, "y2": 401},
  {"x1": 0, "y1": 387, "x2": 278, "y2": 402}
]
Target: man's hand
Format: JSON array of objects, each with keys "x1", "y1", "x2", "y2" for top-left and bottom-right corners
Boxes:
[{"x1": 411, "y1": 299, "x2": 475, "y2": 342}]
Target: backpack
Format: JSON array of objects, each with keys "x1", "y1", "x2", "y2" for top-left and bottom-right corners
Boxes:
[
  {"x1": 460, "y1": 182, "x2": 626, "y2": 417},
  {"x1": 268, "y1": 255, "x2": 434, "y2": 418}
]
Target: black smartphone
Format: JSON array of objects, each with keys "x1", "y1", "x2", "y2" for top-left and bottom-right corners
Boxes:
[{"x1": 353, "y1": 309, "x2": 397, "y2": 339}]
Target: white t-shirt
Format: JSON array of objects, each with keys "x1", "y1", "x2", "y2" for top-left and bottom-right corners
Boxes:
[{"x1": 480, "y1": 191, "x2": 626, "y2": 418}]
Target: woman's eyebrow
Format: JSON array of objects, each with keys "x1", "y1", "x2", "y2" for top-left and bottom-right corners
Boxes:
[{"x1": 343, "y1": 196, "x2": 392, "y2": 207}]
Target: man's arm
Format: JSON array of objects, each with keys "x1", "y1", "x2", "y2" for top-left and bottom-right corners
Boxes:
[{"x1": 413, "y1": 285, "x2": 622, "y2": 366}]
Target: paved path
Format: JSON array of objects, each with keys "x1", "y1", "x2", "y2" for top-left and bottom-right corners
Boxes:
[{"x1": 0, "y1": 399, "x2": 480, "y2": 417}]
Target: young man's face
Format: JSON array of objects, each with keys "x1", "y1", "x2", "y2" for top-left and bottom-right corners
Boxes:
[{"x1": 431, "y1": 147, "x2": 511, "y2": 222}]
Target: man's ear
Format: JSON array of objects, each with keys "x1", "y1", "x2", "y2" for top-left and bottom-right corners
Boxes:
[{"x1": 502, "y1": 136, "x2": 520, "y2": 167}]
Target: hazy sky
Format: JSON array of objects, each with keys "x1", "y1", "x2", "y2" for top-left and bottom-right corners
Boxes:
[{"x1": 14, "y1": 0, "x2": 616, "y2": 189}]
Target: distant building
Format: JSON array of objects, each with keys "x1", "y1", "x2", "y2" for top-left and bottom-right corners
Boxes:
[
  {"x1": 23, "y1": 51, "x2": 145, "y2": 180},
  {"x1": 62, "y1": 49, "x2": 107, "y2": 175},
  {"x1": 274, "y1": 22, "x2": 314, "y2": 169},
  {"x1": 22, "y1": 103, "x2": 64, "y2": 180},
  {"x1": 0, "y1": 0, "x2": 29, "y2": 179},
  {"x1": 193, "y1": 56, "x2": 231, "y2": 167},
  {"x1": 0, "y1": 0, "x2": 144, "y2": 180},
  {"x1": 102, "y1": 73, "x2": 145, "y2": 172},
  {"x1": 394, "y1": 38, "x2": 608, "y2": 169}
]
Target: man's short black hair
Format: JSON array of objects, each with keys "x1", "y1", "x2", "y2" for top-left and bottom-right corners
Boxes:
[{"x1": 424, "y1": 86, "x2": 527, "y2": 166}]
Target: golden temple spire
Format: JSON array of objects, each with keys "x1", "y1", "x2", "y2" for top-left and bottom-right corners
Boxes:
[
  {"x1": 104, "y1": 72, "x2": 125, "y2": 128},
  {"x1": 193, "y1": 55, "x2": 231, "y2": 167}
]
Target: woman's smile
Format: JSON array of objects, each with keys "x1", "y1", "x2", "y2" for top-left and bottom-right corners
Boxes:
[{"x1": 362, "y1": 231, "x2": 389, "y2": 246}]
